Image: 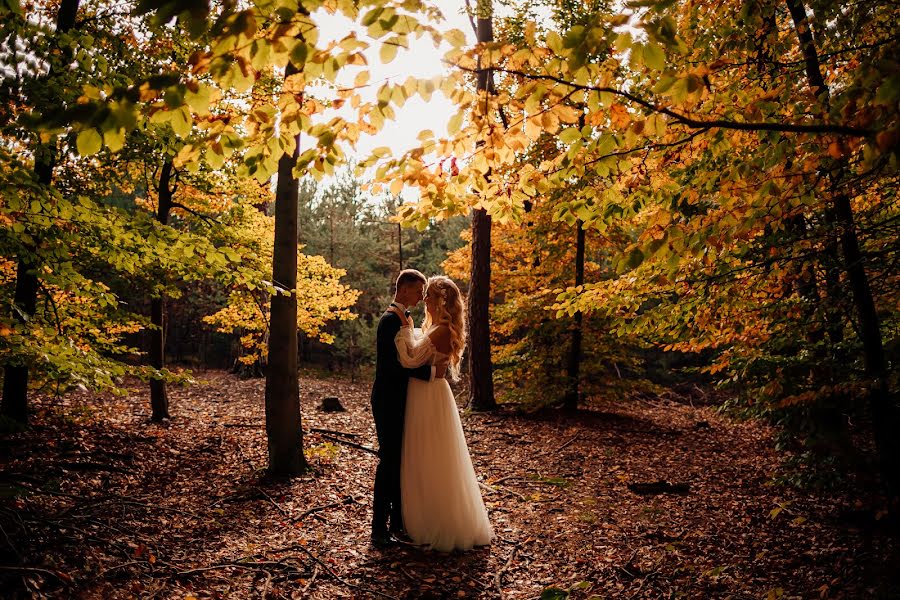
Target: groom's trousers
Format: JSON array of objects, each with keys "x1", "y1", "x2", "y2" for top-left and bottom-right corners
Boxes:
[{"x1": 372, "y1": 406, "x2": 404, "y2": 535}]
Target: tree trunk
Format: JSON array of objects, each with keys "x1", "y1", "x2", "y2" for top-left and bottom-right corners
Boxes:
[
  {"x1": 265, "y1": 61, "x2": 308, "y2": 476},
  {"x1": 150, "y1": 160, "x2": 174, "y2": 421},
  {"x1": 1, "y1": 0, "x2": 80, "y2": 424},
  {"x1": 467, "y1": 3, "x2": 497, "y2": 411},
  {"x1": 786, "y1": 0, "x2": 899, "y2": 499},
  {"x1": 833, "y1": 192, "x2": 898, "y2": 495},
  {"x1": 564, "y1": 221, "x2": 585, "y2": 412},
  {"x1": 467, "y1": 207, "x2": 496, "y2": 410},
  {"x1": 1, "y1": 257, "x2": 38, "y2": 423}
]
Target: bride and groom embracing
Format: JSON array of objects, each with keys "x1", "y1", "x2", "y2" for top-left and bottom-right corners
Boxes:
[{"x1": 369, "y1": 269, "x2": 494, "y2": 552}]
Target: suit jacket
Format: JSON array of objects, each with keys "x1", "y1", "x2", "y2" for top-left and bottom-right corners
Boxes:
[{"x1": 370, "y1": 310, "x2": 432, "y2": 423}]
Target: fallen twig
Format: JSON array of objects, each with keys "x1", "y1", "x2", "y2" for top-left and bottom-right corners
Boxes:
[
  {"x1": 300, "y1": 564, "x2": 318, "y2": 597},
  {"x1": 279, "y1": 543, "x2": 398, "y2": 600},
  {"x1": 479, "y1": 482, "x2": 527, "y2": 502},
  {"x1": 489, "y1": 474, "x2": 527, "y2": 486},
  {"x1": 310, "y1": 427, "x2": 360, "y2": 438},
  {"x1": 261, "y1": 568, "x2": 272, "y2": 599},
  {"x1": 0, "y1": 565, "x2": 72, "y2": 584},
  {"x1": 292, "y1": 496, "x2": 360, "y2": 523},
  {"x1": 101, "y1": 560, "x2": 148, "y2": 576},
  {"x1": 318, "y1": 433, "x2": 378, "y2": 456},
  {"x1": 556, "y1": 435, "x2": 579, "y2": 452},
  {"x1": 177, "y1": 560, "x2": 304, "y2": 577},
  {"x1": 58, "y1": 461, "x2": 129, "y2": 474},
  {"x1": 256, "y1": 488, "x2": 290, "y2": 519},
  {"x1": 0, "y1": 522, "x2": 20, "y2": 558},
  {"x1": 617, "y1": 547, "x2": 642, "y2": 579},
  {"x1": 495, "y1": 544, "x2": 518, "y2": 596}
]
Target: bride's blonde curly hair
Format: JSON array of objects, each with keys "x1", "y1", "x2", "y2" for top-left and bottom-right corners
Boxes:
[{"x1": 422, "y1": 275, "x2": 466, "y2": 380}]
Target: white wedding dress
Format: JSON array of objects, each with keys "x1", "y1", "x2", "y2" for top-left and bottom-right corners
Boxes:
[{"x1": 395, "y1": 326, "x2": 494, "y2": 551}]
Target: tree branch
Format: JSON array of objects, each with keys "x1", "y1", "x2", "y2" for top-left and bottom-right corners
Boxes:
[
  {"x1": 169, "y1": 201, "x2": 220, "y2": 225},
  {"x1": 449, "y1": 63, "x2": 872, "y2": 137}
]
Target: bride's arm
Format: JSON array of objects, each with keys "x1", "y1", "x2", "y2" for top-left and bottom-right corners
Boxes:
[{"x1": 394, "y1": 327, "x2": 435, "y2": 369}]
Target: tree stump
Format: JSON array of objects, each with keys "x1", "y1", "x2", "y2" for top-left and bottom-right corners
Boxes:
[
  {"x1": 627, "y1": 480, "x2": 690, "y2": 495},
  {"x1": 320, "y1": 396, "x2": 346, "y2": 412}
]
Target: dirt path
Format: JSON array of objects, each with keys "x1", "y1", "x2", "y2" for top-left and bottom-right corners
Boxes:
[{"x1": 1, "y1": 371, "x2": 896, "y2": 598}]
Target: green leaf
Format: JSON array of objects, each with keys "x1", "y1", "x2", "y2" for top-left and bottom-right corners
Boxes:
[
  {"x1": 185, "y1": 84, "x2": 212, "y2": 114},
  {"x1": 626, "y1": 247, "x2": 644, "y2": 269},
  {"x1": 103, "y1": 128, "x2": 125, "y2": 152},
  {"x1": 76, "y1": 129, "x2": 102, "y2": 156},
  {"x1": 206, "y1": 147, "x2": 224, "y2": 170},
  {"x1": 629, "y1": 43, "x2": 644, "y2": 69},
  {"x1": 571, "y1": 581, "x2": 592, "y2": 591},
  {"x1": 644, "y1": 43, "x2": 666, "y2": 70},
  {"x1": 220, "y1": 247, "x2": 241, "y2": 262},
  {"x1": 0, "y1": 0, "x2": 24, "y2": 17},
  {"x1": 171, "y1": 106, "x2": 192, "y2": 137},
  {"x1": 875, "y1": 75, "x2": 900, "y2": 105},
  {"x1": 540, "y1": 588, "x2": 569, "y2": 600},
  {"x1": 615, "y1": 32, "x2": 632, "y2": 52},
  {"x1": 559, "y1": 127, "x2": 581, "y2": 144}
]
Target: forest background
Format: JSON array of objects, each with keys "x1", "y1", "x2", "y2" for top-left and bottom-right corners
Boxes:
[
  {"x1": 0, "y1": 0, "x2": 898, "y2": 593},
  {"x1": 2, "y1": 0, "x2": 896, "y2": 483}
]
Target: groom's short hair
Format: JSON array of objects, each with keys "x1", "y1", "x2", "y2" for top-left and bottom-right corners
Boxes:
[{"x1": 396, "y1": 269, "x2": 426, "y2": 290}]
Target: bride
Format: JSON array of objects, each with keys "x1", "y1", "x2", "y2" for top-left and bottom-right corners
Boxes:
[{"x1": 391, "y1": 275, "x2": 494, "y2": 552}]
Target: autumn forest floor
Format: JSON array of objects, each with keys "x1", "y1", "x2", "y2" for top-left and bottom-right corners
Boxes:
[{"x1": 1, "y1": 370, "x2": 898, "y2": 599}]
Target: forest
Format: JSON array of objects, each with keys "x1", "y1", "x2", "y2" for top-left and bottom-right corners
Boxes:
[{"x1": 0, "y1": 0, "x2": 897, "y2": 597}]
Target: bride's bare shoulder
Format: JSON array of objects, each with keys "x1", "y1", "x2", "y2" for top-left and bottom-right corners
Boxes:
[{"x1": 427, "y1": 325, "x2": 452, "y2": 352}]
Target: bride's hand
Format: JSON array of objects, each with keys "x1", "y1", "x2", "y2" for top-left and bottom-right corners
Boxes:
[{"x1": 389, "y1": 306, "x2": 408, "y2": 325}]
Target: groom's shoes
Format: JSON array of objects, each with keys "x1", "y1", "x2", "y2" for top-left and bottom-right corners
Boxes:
[
  {"x1": 370, "y1": 530, "x2": 393, "y2": 548},
  {"x1": 371, "y1": 529, "x2": 414, "y2": 548},
  {"x1": 389, "y1": 529, "x2": 413, "y2": 544}
]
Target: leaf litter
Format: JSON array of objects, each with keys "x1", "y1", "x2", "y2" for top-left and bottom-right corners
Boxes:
[{"x1": 1, "y1": 371, "x2": 897, "y2": 598}]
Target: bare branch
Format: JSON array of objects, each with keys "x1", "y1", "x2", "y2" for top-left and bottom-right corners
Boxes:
[{"x1": 450, "y1": 63, "x2": 873, "y2": 137}]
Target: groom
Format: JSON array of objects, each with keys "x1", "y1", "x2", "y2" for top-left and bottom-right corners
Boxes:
[{"x1": 370, "y1": 269, "x2": 434, "y2": 547}]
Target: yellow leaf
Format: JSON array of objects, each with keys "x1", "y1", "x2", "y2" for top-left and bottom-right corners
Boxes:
[
  {"x1": 103, "y1": 128, "x2": 125, "y2": 152},
  {"x1": 546, "y1": 31, "x2": 563, "y2": 54},
  {"x1": 444, "y1": 28, "x2": 467, "y2": 48},
  {"x1": 447, "y1": 111, "x2": 464, "y2": 135},
  {"x1": 76, "y1": 129, "x2": 102, "y2": 156},
  {"x1": 380, "y1": 42, "x2": 398, "y2": 63},
  {"x1": 541, "y1": 111, "x2": 560, "y2": 134},
  {"x1": 551, "y1": 103, "x2": 581, "y2": 123}
]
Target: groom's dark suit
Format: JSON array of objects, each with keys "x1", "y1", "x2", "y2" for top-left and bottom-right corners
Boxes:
[{"x1": 370, "y1": 305, "x2": 431, "y2": 537}]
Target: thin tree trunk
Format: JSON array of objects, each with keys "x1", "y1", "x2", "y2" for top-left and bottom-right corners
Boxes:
[
  {"x1": 468, "y1": 207, "x2": 495, "y2": 410},
  {"x1": 1, "y1": 0, "x2": 80, "y2": 424},
  {"x1": 467, "y1": 2, "x2": 497, "y2": 411},
  {"x1": 150, "y1": 160, "x2": 174, "y2": 421},
  {"x1": 2, "y1": 257, "x2": 38, "y2": 423},
  {"x1": 833, "y1": 191, "x2": 897, "y2": 493},
  {"x1": 564, "y1": 221, "x2": 585, "y2": 412},
  {"x1": 786, "y1": 0, "x2": 899, "y2": 499},
  {"x1": 265, "y1": 61, "x2": 308, "y2": 476}
]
